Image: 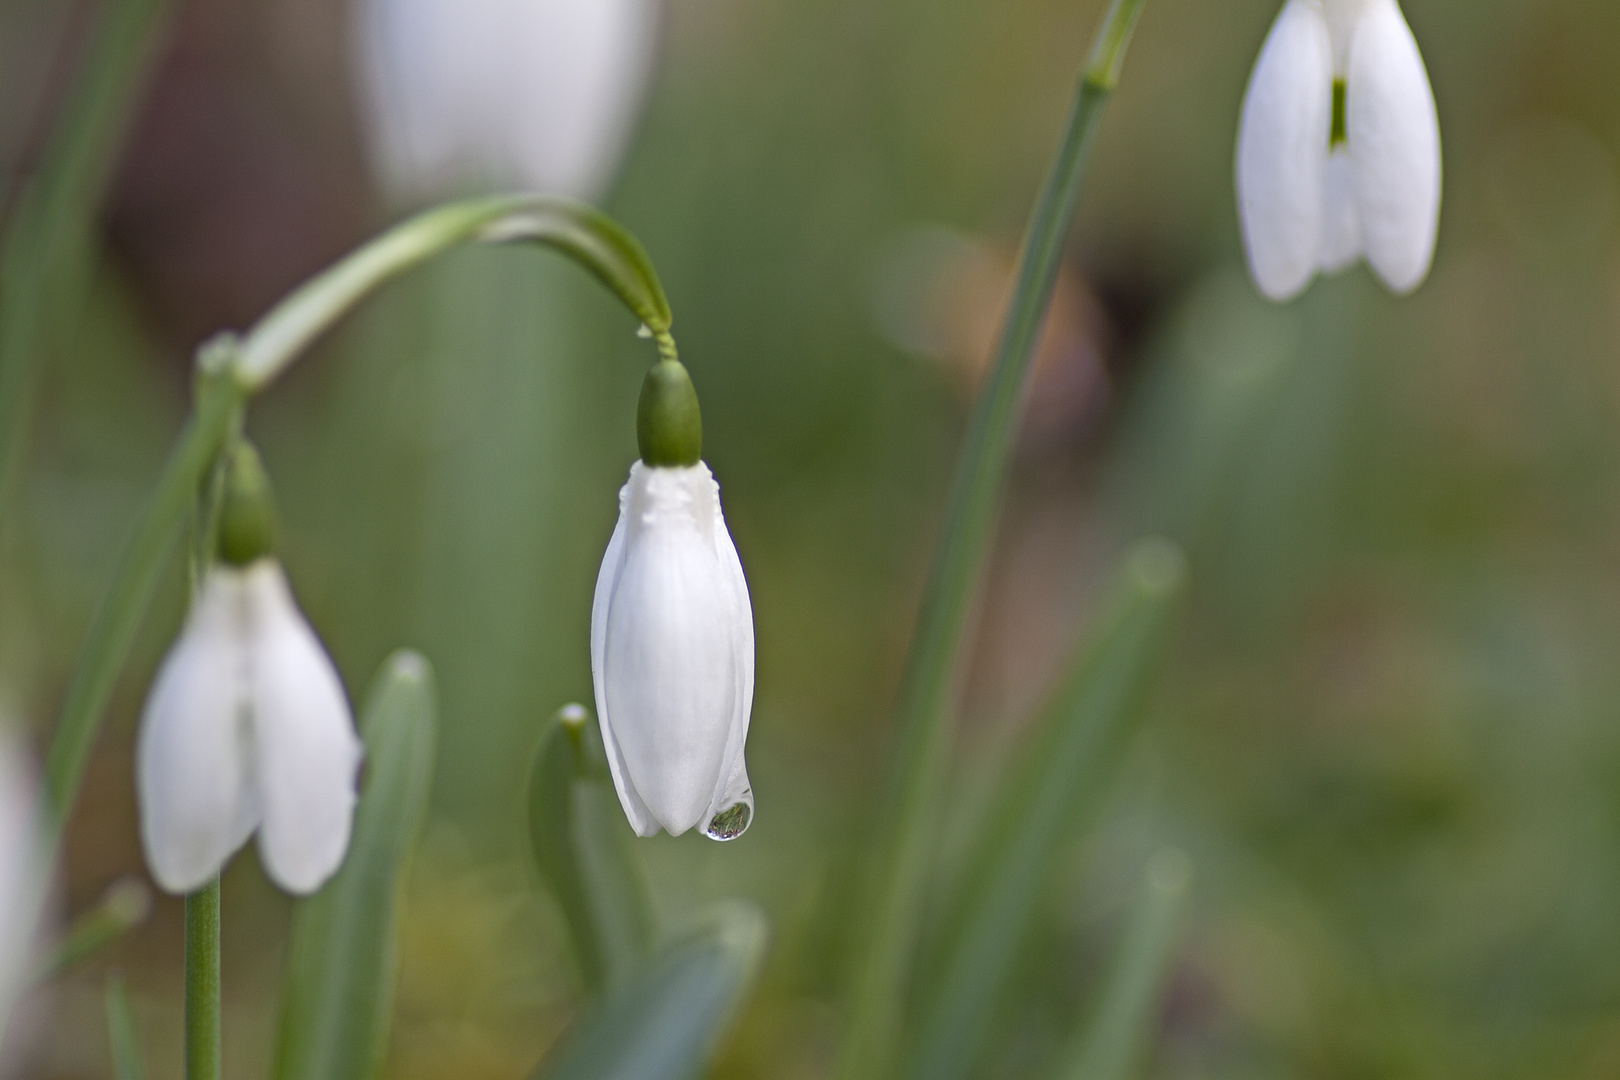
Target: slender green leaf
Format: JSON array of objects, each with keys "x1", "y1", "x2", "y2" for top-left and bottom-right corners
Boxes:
[
  {"x1": 538, "y1": 902, "x2": 769, "y2": 1080},
  {"x1": 41, "y1": 352, "x2": 245, "y2": 840},
  {"x1": 105, "y1": 975, "x2": 148, "y2": 1080},
  {"x1": 236, "y1": 195, "x2": 674, "y2": 391},
  {"x1": 0, "y1": 0, "x2": 180, "y2": 493},
  {"x1": 1059, "y1": 850, "x2": 1192, "y2": 1080},
  {"x1": 272, "y1": 650, "x2": 439, "y2": 1080},
  {"x1": 528, "y1": 705, "x2": 653, "y2": 995},
  {"x1": 907, "y1": 540, "x2": 1188, "y2": 1080},
  {"x1": 31, "y1": 877, "x2": 150, "y2": 984},
  {"x1": 838, "y1": 4, "x2": 1151, "y2": 1075}
]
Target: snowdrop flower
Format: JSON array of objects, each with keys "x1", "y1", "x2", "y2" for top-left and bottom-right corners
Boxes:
[
  {"x1": 0, "y1": 726, "x2": 42, "y2": 1043},
  {"x1": 137, "y1": 443, "x2": 362, "y2": 895},
  {"x1": 592, "y1": 360, "x2": 755, "y2": 840},
  {"x1": 353, "y1": 0, "x2": 660, "y2": 203},
  {"x1": 1236, "y1": 0, "x2": 1441, "y2": 300}
]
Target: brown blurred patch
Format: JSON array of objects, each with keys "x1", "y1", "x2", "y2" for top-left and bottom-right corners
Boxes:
[{"x1": 103, "y1": 0, "x2": 374, "y2": 352}]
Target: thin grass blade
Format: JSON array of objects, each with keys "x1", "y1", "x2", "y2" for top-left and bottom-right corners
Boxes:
[
  {"x1": 105, "y1": 974, "x2": 148, "y2": 1080},
  {"x1": 537, "y1": 902, "x2": 768, "y2": 1080},
  {"x1": 528, "y1": 704, "x2": 654, "y2": 993},
  {"x1": 271, "y1": 650, "x2": 439, "y2": 1080},
  {"x1": 908, "y1": 540, "x2": 1187, "y2": 1080},
  {"x1": 1058, "y1": 850, "x2": 1192, "y2": 1080}
]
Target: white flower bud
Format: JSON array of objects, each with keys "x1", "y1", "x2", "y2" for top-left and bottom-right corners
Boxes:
[
  {"x1": 137, "y1": 560, "x2": 362, "y2": 895},
  {"x1": 1236, "y1": 0, "x2": 1441, "y2": 300},
  {"x1": 591, "y1": 462, "x2": 755, "y2": 841},
  {"x1": 352, "y1": 0, "x2": 660, "y2": 203}
]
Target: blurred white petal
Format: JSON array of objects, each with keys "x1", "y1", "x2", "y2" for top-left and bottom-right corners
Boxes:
[
  {"x1": 1318, "y1": 150, "x2": 1363, "y2": 272},
  {"x1": 593, "y1": 463, "x2": 754, "y2": 838},
  {"x1": 1347, "y1": 0, "x2": 1441, "y2": 294},
  {"x1": 354, "y1": 0, "x2": 660, "y2": 203},
  {"x1": 136, "y1": 569, "x2": 258, "y2": 894},
  {"x1": 1237, "y1": 0, "x2": 1334, "y2": 301},
  {"x1": 0, "y1": 729, "x2": 43, "y2": 1043},
  {"x1": 246, "y1": 563, "x2": 363, "y2": 895}
]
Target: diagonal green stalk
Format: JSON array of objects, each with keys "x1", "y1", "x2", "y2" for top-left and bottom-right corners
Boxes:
[
  {"x1": 185, "y1": 877, "x2": 222, "y2": 1080},
  {"x1": 837, "y1": 3, "x2": 1148, "y2": 1077},
  {"x1": 1057, "y1": 850, "x2": 1191, "y2": 1080},
  {"x1": 39, "y1": 347, "x2": 246, "y2": 840},
  {"x1": 106, "y1": 974, "x2": 150, "y2": 1080},
  {"x1": 0, "y1": 0, "x2": 179, "y2": 500}
]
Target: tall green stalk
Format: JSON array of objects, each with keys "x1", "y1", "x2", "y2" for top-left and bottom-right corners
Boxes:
[
  {"x1": 185, "y1": 877, "x2": 222, "y2": 1080},
  {"x1": 836, "y1": 3, "x2": 1148, "y2": 1077},
  {"x1": 0, "y1": 0, "x2": 179, "y2": 499}
]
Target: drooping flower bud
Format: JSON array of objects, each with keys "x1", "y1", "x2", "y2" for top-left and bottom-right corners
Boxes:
[
  {"x1": 352, "y1": 0, "x2": 660, "y2": 203},
  {"x1": 137, "y1": 442, "x2": 363, "y2": 894},
  {"x1": 591, "y1": 361, "x2": 755, "y2": 840},
  {"x1": 1236, "y1": 0, "x2": 1441, "y2": 300}
]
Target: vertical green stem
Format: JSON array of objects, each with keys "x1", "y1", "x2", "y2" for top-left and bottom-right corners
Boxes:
[
  {"x1": 185, "y1": 877, "x2": 222, "y2": 1080},
  {"x1": 837, "y1": 3, "x2": 1147, "y2": 1077},
  {"x1": 0, "y1": 0, "x2": 180, "y2": 499}
]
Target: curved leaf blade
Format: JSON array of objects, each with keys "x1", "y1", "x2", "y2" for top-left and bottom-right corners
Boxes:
[
  {"x1": 908, "y1": 540, "x2": 1188, "y2": 1080},
  {"x1": 271, "y1": 650, "x2": 438, "y2": 1080},
  {"x1": 538, "y1": 902, "x2": 769, "y2": 1080}
]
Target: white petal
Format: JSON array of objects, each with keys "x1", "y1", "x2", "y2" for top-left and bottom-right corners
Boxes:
[
  {"x1": 1346, "y1": 0, "x2": 1441, "y2": 295},
  {"x1": 599, "y1": 463, "x2": 750, "y2": 836},
  {"x1": 353, "y1": 0, "x2": 659, "y2": 203},
  {"x1": 244, "y1": 563, "x2": 363, "y2": 895},
  {"x1": 698, "y1": 478, "x2": 755, "y2": 838},
  {"x1": 1318, "y1": 150, "x2": 1364, "y2": 273},
  {"x1": 1237, "y1": 0, "x2": 1335, "y2": 301},
  {"x1": 1320, "y1": 0, "x2": 1374, "y2": 74},
  {"x1": 0, "y1": 730, "x2": 43, "y2": 1029},
  {"x1": 137, "y1": 569, "x2": 258, "y2": 894},
  {"x1": 592, "y1": 500, "x2": 660, "y2": 838}
]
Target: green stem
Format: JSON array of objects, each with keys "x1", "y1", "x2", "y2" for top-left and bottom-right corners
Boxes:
[
  {"x1": 185, "y1": 878, "x2": 222, "y2": 1080},
  {"x1": 234, "y1": 195, "x2": 674, "y2": 391},
  {"x1": 0, "y1": 0, "x2": 179, "y2": 501},
  {"x1": 837, "y1": 3, "x2": 1147, "y2": 1077}
]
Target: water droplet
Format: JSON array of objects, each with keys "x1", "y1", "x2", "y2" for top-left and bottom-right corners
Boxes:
[{"x1": 705, "y1": 802, "x2": 752, "y2": 841}]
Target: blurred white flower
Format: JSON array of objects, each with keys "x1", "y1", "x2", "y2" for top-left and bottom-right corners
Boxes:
[
  {"x1": 138, "y1": 560, "x2": 362, "y2": 895},
  {"x1": 1236, "y1": 0, "x2": 1441, "y2": 300},
  {"x1": 353, "y1": 0, "x2": 660, "y2": 203},
  {"x1": 0, "y1": 727, "x2": 42, "y2": 1048},
  {"x1": 591, "y1": 461, "x2": 755, "y2": 840}
]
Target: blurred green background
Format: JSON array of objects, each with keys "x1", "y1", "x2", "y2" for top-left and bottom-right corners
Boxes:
[{"x1": 7, "y1": 0, "x2": 1620, "y2": 1077}]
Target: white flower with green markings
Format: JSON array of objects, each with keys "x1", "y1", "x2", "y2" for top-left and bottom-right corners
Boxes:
[
  {"x1": 137, "y1": 443, "x2": 362, "y2": 896},
  {"x1": 592, "y1": 360, "x2": 755, "y2": 841},
  {"x1": 1237, "y1": 0, "x2": 1441, "y2": 300}
]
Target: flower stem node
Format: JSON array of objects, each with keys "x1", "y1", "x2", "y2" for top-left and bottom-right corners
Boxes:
[
  {"x1": 591, "y1": 461, "x2": 754, "y2": 840},
  {"x1": 216, "y1": 441, "x2": 277, "y2": 567},
  {"x1": 636, "y1": 360, "x2": 703, "y2": 469},
  {"x1": 1236, "y1": 0, "x2": 1441, "y2": 300},
  {"x1": 137, "y1": 560, "x2": 363, "y2": 895}
]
